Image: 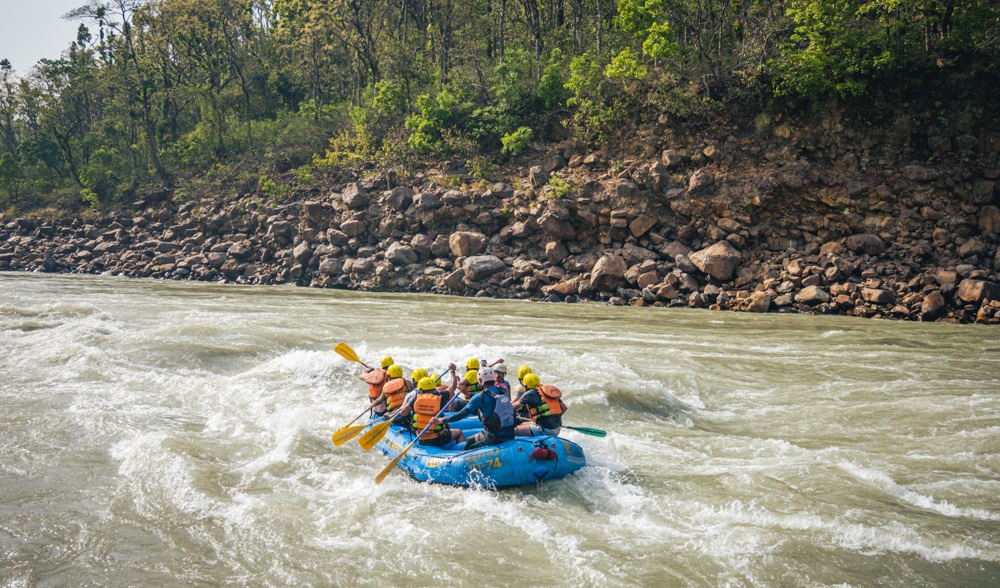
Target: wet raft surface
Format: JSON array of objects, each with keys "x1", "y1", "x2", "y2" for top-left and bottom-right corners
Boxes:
[{"x1": 372, "y1": 417, "x2": 586, "y2": 487}]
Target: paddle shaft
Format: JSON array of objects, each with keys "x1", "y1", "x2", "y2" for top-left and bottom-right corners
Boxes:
[
  {"x1": 375, "y1": 392, "x2": 460, "y2": 484},
  {"x1": 517, "y1": 417, "x2": 606, "y2": 437}
]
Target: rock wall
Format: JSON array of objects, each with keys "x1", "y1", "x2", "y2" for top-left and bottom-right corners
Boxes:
[{"x1": 2, "y1": 106, "x2": 1000, "y2": 324}]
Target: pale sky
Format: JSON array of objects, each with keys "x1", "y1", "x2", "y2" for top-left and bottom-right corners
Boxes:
[{"x1": 0, "y1": 0, "x2": 91, "y2": 74}]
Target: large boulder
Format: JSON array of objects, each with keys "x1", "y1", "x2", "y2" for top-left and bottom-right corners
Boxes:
[
  {"x1": 590, "y1": 254, "x2": 627, "y2": 291},
  {"x1": 385, "y1": 242, "x2": 418, "y2": 266},
  {"x1": 845, "y1": 233, "x2": 885, "y2": 256},
  {"x1": 537, "y1": 210, "x2": 576, "y2": 240},
  {"x1": 414, "y1": 192, "x2": 441, "y2": 210},
  {"x1": 463, "y1": 255, "x2": 506, "y2": 281},
  {"x1": 545, "y1": 241, "x2": 568, "y2": 264},
  {"x1": 957, "y1": 279, "x2": 1000, "y2": 304},
  {"x1": 449, "y1": 231, "x2": 487, "y2": 257},
  {"x1": 979, "y1": 205, "x2": 1000, "y2": 237},
  {"x1": 340, "y1": 219, "x2": 366, "y2": 237},
  {"x1": 385, "y1": 186, "x2": 414, "y2": 212},
  {"x1": 794, "y1": 285, "x2": 831, "y2": 305},
  {"x1": 688, "y1": 168, "x2": 714, "y2": 192},
  {"x1": 688, "y1": 240, "x2": 741, "y2": 281},
  {"x1": 341, "y1": 183, "x2": 369, "y2": 209},
  {"x1": 919, "y1": 290, "x2": 946, "y2": 320}
]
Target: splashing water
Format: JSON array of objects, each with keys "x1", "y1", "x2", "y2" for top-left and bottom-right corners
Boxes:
[{"x1": 1, "y1": 273, "x2": 997, "y2": 586}]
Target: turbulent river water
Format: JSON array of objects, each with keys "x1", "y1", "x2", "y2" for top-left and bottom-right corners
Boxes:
[{"x1": 1, "y1": 273, "x2": 998, "y2": 587}]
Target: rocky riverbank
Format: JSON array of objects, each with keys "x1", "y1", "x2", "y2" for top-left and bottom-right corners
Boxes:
[{"x1": 3, "y1": 107, "x2": 1000, "y2": 324}]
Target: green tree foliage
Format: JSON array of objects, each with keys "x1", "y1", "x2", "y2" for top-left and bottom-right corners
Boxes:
[{"x1": 0, "y1": 0, "x2": 996, "y2": 210}]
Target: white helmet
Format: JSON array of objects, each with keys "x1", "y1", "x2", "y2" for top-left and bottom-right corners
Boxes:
[{"x1": 479, "y1": 367, "x2": 497, "y2": 383}]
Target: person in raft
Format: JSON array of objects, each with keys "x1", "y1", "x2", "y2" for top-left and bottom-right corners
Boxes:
[
  {"x1": 433, "y1": 367, "x2": 516, "y2": 450},
  {"x1": 397, "y1": 366, "x2": 464, "y2": 447},
  {"x1": 359, "y1": 355, "x2": 394, "y2": 417},
  {"x1": 513, "y1": 373, "x2": 567, "y2": 437},
  {"x1": 493, "y1": 363, "x2": 511, "y2": 395},
  {"x1": 409, "y1": 367, "x2": 428, "y2": 393},
  {"x1": 511, "y1": 365, "x2": 533, "y2": 420},
  {"x1": 373, "y1": 364, "x2": 411, "y2": 428}
]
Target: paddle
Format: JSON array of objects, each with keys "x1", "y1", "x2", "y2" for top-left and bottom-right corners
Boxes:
[
  {"x1": 332, "y1": 397, "x2": 383, "y2": 446},
  {"x1": 359, "y1": 371, "x2": 449, "y2": 451},
  {"x1": 358, "y1": 415, "x2": 395, "y2": 450},
  {"x1": 375, "y1": 393, "x2": 460, "y2": 484},
  {"x1": 517, "y1": 416, "x2": 607, "y2": 438},
  {"x1": 563, "y1": 425, "x2": 607, "y2": 437},
  {"x1": 334, "y1": 342, "x2": 373, "y2": 370}
]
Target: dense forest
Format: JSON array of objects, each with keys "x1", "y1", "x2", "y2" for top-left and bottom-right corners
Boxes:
[{"x1": 0, "y1": 0, "x2": 998, "y2": 211}]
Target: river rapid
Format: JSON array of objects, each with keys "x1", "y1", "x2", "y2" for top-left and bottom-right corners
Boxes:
[{"x1": 1, "y1": 273, "x2": 998, "y2": 587}]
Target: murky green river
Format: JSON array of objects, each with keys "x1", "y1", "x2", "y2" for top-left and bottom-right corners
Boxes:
[{"x1": 1, "y1": 273, "x2": 997, "y2": 586}]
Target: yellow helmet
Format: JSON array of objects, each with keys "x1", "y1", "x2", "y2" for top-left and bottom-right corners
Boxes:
[
  {"x1": 418, "y1": 376, "x2": 437, "y2": 391},
  {"x1": 517, "y1": 365, "x2": 532, "y2": 380},
  {"x1": 466, "y1": 358, "x2": 480, "y2": 370},
  {"x1": 387, "y1": 364, "x2": 403, "y2": 378},
  {"x1": 411, "y1": 368, "x2": 428, "y2": 382},
  {"x1": 465, "y1": 370, "x2": 479, "y2": 385},
  {"x1": 523, "y1": 373, "x2": 540, "y2": 389},
  {"x1": 380, "y1": 356, "x2": 394, "y2": 369}
]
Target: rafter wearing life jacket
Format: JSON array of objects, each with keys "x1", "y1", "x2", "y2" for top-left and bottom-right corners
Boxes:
[
  {"x1": 528, "y1": 385, "x2": 565, "y2": 420},
  {"x1": 382, "y1": 377, "x2": 408, "y2": 412},
  {"x1": 411, "y1": 390, "x2": 446, "y2": 440},
  {"x1": 360, "y1": 369, "x2": 388, "y2": 403}
]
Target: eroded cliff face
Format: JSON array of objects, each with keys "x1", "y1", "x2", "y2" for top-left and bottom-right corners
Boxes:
[{"x1": 2, "y1": 98, "x2": 999, "y2": 323}]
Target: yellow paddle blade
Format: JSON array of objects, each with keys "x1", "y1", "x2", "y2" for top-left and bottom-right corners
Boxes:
[
  {"x1": 375, "y1": 449, "x2": 408, "y2": 485},
  {"x1": 358, "y1": 420, "x2": 393, "y2": 451},
  {"x1": 331, "y1": 424, "x2": 367, "y2": 446},
  {"x1": 334, "y1": 342, "x2": 361, "y2": 364}
]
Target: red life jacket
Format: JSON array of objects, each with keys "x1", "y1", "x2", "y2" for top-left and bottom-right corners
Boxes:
[
  {"x1": 361, "y1": 369, "x2": 388, "y2": 402},
  {"x1": 382, "y1": 378, "x2": 408, "y2": 411},
  {"x1": 528, "y1": 385, "x2": 564, "y2": 420}
]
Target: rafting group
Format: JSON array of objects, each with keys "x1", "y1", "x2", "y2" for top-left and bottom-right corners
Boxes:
[
  {"x1": 360, "y1": 356, "x2": 567, "y2": 450},
  {"x1": 332, "y1": 343, "x2": 599, "y2": 486}
]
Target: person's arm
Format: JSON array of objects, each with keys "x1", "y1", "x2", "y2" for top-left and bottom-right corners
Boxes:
[
  {"x1": 438, "y1": 394, "x2": 479, "y2": 424},
  {"x1": 559, "y1": 399, "x2": 568, "y2": 414},
  {"x1": 488, "y1": 358, "x2": 505, "y2": 367}
]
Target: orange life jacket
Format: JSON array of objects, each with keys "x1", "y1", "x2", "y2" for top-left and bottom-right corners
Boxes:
[
  {"x1": 528, "y1": 385, "x2": 564, "y2": 420},
  {"x1": 411, "y1": 390, "x2": 445, "y2": 439},
  {"x1": 382, "y1": 378, "x2": 408, "y2": 411},
  {"x1": 361, "y1": 369, "x2": 388, "y2": 401}
]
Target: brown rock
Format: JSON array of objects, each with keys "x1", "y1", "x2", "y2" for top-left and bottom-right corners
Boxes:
[
  {"x1": 340, "y1": 219, "x2": 365, "y2": 237},
  {"x1": 717, "y1": 218, "x2": 741, "y2": 233},
  {"x1": 463, "y1": 255, "x2": 506, "y2": 281},
  {"x1": 845, "y1": 233, "x2": 885, "y2": 256},
  {"x1": 688, "y1": 168, "x2": 714, "y2": 192},
  {"x1": 688, "y1": 240, "x2": 742, "y2": 281},
  {"x1": 590, "y1": 254, "x2": 627, "y2": 291},
  {"x1": 303, "y1": 201, "x2": 324, "y2": 223},
  {"x1": 662, "y1": 149, "x2": 685, "y2": 168},
  {"x1": 529, "y1": 166, "x2": 549, "y2": 188},
  {"x1": 957, "y1": 279, "x2": 1000, "y2": 304},
  {"x1": 537, "y1": 210, "x2": 576, "y2": 240},
  {"x1": 979, "y1": 205, "x2": 1000, "y2": 236},
  {"x1": 861, "y1": 288, "x2": 895, "y2": 305},
  {"x1": 545, "y1": 241, "x2": 569, "y2": 264},
  {"x1": 920, "y1": 291, "x2": 946, "y2": 320},
  {"x1": 820, "y1": 242, "x2": 844, "y2": 255},
  {"x1": 443, "y1": 269, "x2": 466, "y2": 290},
  {"x1": 746, "y1": 291, "x2": 771, "y2": 313},
  {"x1": 630, "y1": 216, "x2": 657, "y2": 238},
  {"x1": 341, "y1": 183, "x2": 369, "y2": 209},
  {"x1": 794, "y1": 285, "x2": 831, "y2": 305},
  {"x1": 448, "y1": 231, "x2": 487, "y2": 257}
]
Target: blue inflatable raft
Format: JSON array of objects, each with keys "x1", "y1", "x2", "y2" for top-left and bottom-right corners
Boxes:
[{"x1": 372, "y1": 417, "x2": 587, "y2": 487}]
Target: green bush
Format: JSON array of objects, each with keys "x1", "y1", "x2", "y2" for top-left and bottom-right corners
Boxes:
[{"x1": 501, "y1": 126, "x2": 533, "y2": 156}]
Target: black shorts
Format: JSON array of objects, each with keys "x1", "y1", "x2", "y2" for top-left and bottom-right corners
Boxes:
[{"x1": 418, "y1": 427, "x2": 454, "y2": 447}]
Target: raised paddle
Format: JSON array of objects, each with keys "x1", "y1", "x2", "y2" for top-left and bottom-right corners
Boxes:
[
  {"x1": 334, "y1": 342, "x2": 373, "y2": 370},
  {"x1": 375, "y1": 393, "x2": 460, "y2": 484},
  {"x1": 359, "y1": 371, "x2": 449, "y2": 451}
]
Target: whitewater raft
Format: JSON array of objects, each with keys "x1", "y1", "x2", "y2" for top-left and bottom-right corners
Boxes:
[{"x1": 372, "y1": 417, "x2": 587, "y2": 487}]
